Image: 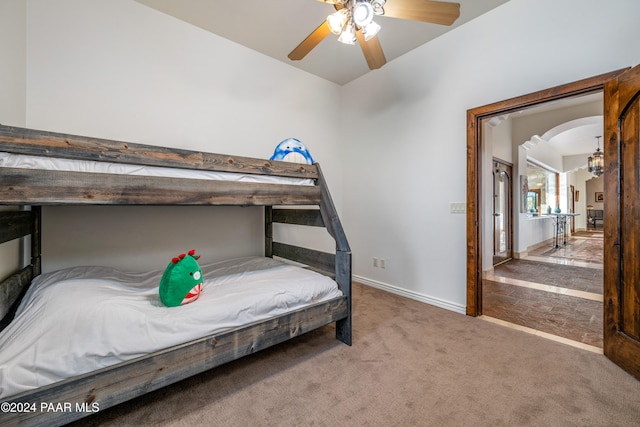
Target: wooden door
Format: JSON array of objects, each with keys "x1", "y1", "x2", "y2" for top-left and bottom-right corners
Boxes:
[{"x1": 604, "y1": 64, "x2": 640, "y2": 380}]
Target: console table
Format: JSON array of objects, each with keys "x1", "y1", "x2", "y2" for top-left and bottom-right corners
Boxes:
[{"x1": 544, "y1": 212, "x2": 580, "y2": 248}]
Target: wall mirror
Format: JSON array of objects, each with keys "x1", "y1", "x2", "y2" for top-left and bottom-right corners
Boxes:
[{"x1": 526, "y1": 162, "x2": 556, "y2": 215}]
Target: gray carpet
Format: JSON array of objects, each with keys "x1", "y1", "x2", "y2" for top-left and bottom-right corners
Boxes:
[{"x1": 70, "y1": 283, "x2": 640, "y2": 426}]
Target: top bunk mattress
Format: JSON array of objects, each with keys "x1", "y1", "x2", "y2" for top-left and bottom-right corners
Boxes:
[
  {"x1": 0, "y1": 256, "x2": 342, "y2": 399},
  {"x1": 0, "y1": 151, "x2": 315, "y2": 186}
]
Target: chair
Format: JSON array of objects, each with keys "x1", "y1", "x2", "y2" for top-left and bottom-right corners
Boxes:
[{"x1": 587, "y1": 209, "x2": 603, "y2": 229}]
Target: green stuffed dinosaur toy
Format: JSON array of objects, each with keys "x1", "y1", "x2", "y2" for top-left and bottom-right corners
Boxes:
[{"x1": 159, "y1": 249, "x2": 203, "y2": 307}]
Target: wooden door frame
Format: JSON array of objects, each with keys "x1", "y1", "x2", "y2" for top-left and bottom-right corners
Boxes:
[{"x1": 466, "y1": 69, "x2": 628, "y2": 316}]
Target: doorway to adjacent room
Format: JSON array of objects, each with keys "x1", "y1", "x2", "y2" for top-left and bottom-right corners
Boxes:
[
  {"x1": 468, "y1": 65, "x2": 640, "y2": 381},
  {"x1": 465, "y1": 71, "x2": 620, "y2": 350}
]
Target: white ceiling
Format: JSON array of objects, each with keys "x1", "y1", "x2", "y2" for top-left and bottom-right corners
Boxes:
[
  {"x1": 134, "y1": 0, "x2": 510, "y2": 85},
  {"x1": 541, "y1": 116, "x2": 602, "y2": 157}
]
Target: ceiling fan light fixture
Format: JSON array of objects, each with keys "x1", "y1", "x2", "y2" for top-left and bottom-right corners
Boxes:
[
  {"x1": 362, "y1": 20, "x2": 381, "y2": 41},
  {"x1": 337, "y1": 21, "x2": 357, "y2": 45},
  {"x1": 327, "y1": 9, "x2": 349, "y2": 35},
  {"x1": 353, "y1": 1, "x2": 374, "y2": 27},
  {"x1": 371, "y1": 0, "x2": 386, "y2": 15},
  {"x1": 289, "y1": 0, "x2": 460, "y2": 71}
]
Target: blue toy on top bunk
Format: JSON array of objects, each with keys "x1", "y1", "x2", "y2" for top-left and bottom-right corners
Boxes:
[{"x1": 269, "y1": 138, "x2": 315, "y2": 164}]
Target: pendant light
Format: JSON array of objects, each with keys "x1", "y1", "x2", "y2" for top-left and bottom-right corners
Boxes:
[{"x1": 587, "y1": 136, "x2": 604, "y2": 177}]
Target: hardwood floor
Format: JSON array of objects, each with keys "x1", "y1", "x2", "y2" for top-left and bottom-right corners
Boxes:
[{"x1": 482, "y1": 230, "x2": 603, "y2": 351}]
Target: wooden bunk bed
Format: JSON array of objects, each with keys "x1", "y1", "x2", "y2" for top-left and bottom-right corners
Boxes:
[{"x1": 0, "y1": 124, "x2": 351, "y2": 426}]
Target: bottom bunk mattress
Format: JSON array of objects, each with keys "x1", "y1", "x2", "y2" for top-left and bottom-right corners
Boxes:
[{"x1": 0, "y1": 256, "x2": 342, "y2": 399}]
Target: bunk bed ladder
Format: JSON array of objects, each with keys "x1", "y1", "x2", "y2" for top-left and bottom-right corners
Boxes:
[{"x1": 264, "y1": 164, "x2": 352, "y2": 345}]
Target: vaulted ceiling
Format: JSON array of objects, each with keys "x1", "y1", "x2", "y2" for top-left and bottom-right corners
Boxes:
[{"x1": 134, "y1": 0, "x2": 510, "y2": 85}]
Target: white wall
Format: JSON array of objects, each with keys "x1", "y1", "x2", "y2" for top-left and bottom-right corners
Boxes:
[
  {"x1": 567, "y1": 167, "x2": 593, "y2": 230},
  {"x1": 488, "y1": 118, "x2": 512, "y2": 164},
  {"x1": 586, "y1": 176, "x2": 605, "y2": 211},
  {"x1": 19, "y1": 0, "x2": 343, "y2": 272},
  {"x1": 0, "y1": 0, "x2": 26, "y2": 281},
  {"x1": 341, "y1": 0, "x2": 640, "y2": 313},
  {"x1": 0, "y1": 1, "x2": 26, "y2": 126}
]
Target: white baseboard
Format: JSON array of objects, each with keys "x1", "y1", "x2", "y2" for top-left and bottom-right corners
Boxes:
[
  {"x1": 528, "y1": 237, "x2": 555, "y2": 252},
  {"x1": 353, "y1": 275, "x2": 467, "y2": 315}
]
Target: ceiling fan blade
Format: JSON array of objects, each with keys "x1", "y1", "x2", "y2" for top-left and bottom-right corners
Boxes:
[
  {"x1": 288, "y1": 21, "x2": 332, "y2": 61},
  {"x1": 356, "y1": 31, "x2": 387, "y2": 70},
  {"x1": 384, "y1": 0, "x2": 460, "y2": 26}
]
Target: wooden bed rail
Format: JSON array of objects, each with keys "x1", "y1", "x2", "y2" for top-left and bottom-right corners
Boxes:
[
  {"x1": 0, "y1": 124, "x2": 318, "y2": 180},
  {"x1": 0, "y1": 207, "x2": 40, "y2": 329},
  {"x1": 0, "y1": 266, "x2": 33, "y2": 330},
  {"x1": 0, "y1": 210, "x2": 35, "y2": 244},
  {"x1": 1, "y1": 167, "x2": 322, "y2": 206}
]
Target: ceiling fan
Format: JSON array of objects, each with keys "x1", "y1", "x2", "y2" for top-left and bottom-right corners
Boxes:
[{"x1": 288, "y1": 0, "x2": 461, "y2": 70}]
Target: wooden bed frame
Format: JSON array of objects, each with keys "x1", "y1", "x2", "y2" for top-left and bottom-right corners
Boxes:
[{"x1": 0, "y1": 124, "x2": 351, "y2": 426}]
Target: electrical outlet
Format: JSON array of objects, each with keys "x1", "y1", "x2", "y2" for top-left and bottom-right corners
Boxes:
[
  {"x1": 373, "y1": 257, "x2": 378, "y2": 267},
  {"x1": 380, "y1": 259, "x2": 386, "y2": 268}
]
